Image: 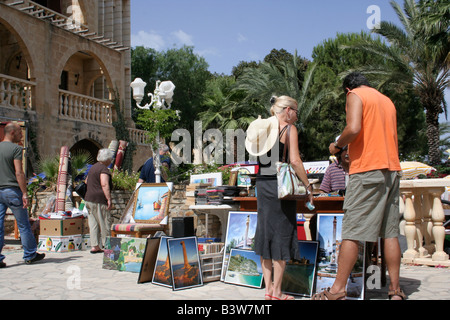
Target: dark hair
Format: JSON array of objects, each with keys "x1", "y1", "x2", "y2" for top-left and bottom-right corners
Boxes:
[{"x1": 342, "y1": 72, "x2": 371, "y2": 93}]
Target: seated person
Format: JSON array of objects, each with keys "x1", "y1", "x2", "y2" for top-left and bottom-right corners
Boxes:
[{"x1": 320, "y1": 145, "x2": 349, "y2": 194}]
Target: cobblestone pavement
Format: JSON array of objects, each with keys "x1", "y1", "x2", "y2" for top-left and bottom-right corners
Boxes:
[{"x1": 1, "y1": 244, "x2": 449, "y2": 301}]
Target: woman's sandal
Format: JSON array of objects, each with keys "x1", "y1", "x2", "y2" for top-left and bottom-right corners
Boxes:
[
  {"x1": 271, "y1": 294, "x2": 295, "y2": 301},
  {"x1": 388, "y1": 288, "x2": 407, "y2": 300},
  {"x1": 311, "y1": 288, "x2": 346, "y2": 300}
]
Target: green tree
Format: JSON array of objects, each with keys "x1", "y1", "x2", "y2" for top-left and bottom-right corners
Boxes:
[
  {"x1": 155, "y1": 46, "x2": 212, "y2": 131},
  {"x1": 307, "y1": 31, "x2": 427, "y2": 161},
  {"x1": 233, "y1": 50, "x2": 326, "y2": 131},
  {"x1": 131, "y1": 46, "x2": 212, "y2": 132},
  {"x1": 198, "y1": 75, "x2": 256, "y2": 131},
  {"x1": 346, "y1": 0, "x2": 449, "y2": 165}
]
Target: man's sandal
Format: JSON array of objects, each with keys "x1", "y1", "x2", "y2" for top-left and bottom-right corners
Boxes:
[
  {"x1": 311, "y1": 288, "x2": 346, "y2": 300},
  {"x1": 388, "y1": 289, "x2": 407, "y2": 300}
]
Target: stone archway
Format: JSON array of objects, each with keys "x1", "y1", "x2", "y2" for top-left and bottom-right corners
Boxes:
[
  {"x1": 70, "y1": 139, "x2": 101, "y2": 165},
  {"x1": 0, "y1": 19, "x2": 34, "y2": 80}
]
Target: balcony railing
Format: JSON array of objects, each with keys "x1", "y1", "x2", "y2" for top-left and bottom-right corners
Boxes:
[
  {"x1": 0, "y1": 74, "x2": 35, "y2": 111},
  {"x1": 128, "y1": 128, "x2": 152, "y2": 146},
  {"x1": 5, "y1": 0, "x2": 129, "y2": 52},
  {"x1": 59, "y1": 90, "x2": 114, "y2": 125}
]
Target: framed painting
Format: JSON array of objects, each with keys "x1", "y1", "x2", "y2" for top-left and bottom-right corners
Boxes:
[
  {"x1": 282, "y1": 241, "x2": 319, "y2": 297},
  {"x1": 138, "y1": 237, "x2": 161, "y2": 284},
  {"x1": 190, "y1": 172, "x2": 222, "y2": 187},
  {"x1": 102, "y1": 237, "x2": 147, "y2": 273},
  {"x1": 152, "y1": 236, "x2": 173, "y2": 288},
  {"x1": 236, "y1": 168, "x2": 252, "y2": 187},
  {"x1": 167, "y1": 236, "x2": 203, "y2": 291},
  {"x1": 132, "y1": 183, "x2": 171, "y2": 223},
  {"x1": 221, "y1": 211, "x2": 257, "y2": 281},
  {"x1": 315, "y1": 214, "x2": 366, "y2": 300},
  {"x1": 224, "y1": 249, "x2": 263, "y2": 289}
]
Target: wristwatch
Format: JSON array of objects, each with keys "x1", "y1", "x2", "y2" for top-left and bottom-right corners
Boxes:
[{"x1": 334, "y1": 141, "x2": 343, "y2": 150}]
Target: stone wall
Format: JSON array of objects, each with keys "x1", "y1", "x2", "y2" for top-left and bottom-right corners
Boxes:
[
  {"x1": 167, "y1": 184, "x2": 222, "y2": 238},
  {"x1": 6, "y1": 185, "x2": 223, "y2": 239}
]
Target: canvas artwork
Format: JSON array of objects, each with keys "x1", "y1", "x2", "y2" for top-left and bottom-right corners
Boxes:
[
  {"x1": 133, "y1": 183, "x2": 171, "y2": 223},
  {"x1": 236, "y1": 168, "x2": 252, "y2": 187},
  {"x1": 224, "y1": 249, "x2": 263, "y2": 289},
  {"x1": 190, "y1": 172, "x2": 222, "y2": 187},
  {"x1": 102, "y1": 237, "x2": 147, "y2": 273},
  {"x1": 315, "y1": 214, "x2": 366, "y2": 300},
  {"x1": 152, "y1": 236, "x2": 173, "y2": 288},
  {"x1": 221, "y1": 211, "x2": 257, "y2": 281},
  {"x1": 282, "y1": 241, "x2": 319, "y2": 297},
  {"x1": 167, "y1": 237, "x2": 203, "y2": 291},
  {"x1": 138, "y1": 238, "x2": 161, "y2": 284}
]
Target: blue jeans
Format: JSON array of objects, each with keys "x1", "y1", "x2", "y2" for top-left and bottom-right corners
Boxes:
[{"x1": 0, "y1": 187, "x2": 38, "y2": 262}]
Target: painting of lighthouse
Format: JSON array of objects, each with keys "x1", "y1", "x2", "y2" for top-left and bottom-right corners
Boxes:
[
  {"x1": 167, "y1": 236, "x2": 203, "y2": 290},
  {"x1": 221, "y1": 211, "x2": 257, "y2": 281},
  {"x1": 152, "y1": 236, "x2": 173, "y2": 288},
  {"x1": 316, "y1": 214, "x2": 366, "y2": 300}
]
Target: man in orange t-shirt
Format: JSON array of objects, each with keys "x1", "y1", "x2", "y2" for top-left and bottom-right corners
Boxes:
[{"x1": 312, "y1": 72, "x2": 405, "y2": 301}]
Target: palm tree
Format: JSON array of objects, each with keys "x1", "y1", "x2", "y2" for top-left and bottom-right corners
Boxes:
[
  {"x1": 233, "y1": 50, "x2": 329, "y2": 130},
  {"x1": 345, "y1": 0, "x2": 449, "y2": 165},
  {"x1": 198, "y1": 76, "x2": 257, "y2": 131}
]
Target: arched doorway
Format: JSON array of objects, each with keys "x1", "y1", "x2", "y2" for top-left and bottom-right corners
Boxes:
[{"x1": 70, "y1": 139, "x2": 101, "y2": 165}]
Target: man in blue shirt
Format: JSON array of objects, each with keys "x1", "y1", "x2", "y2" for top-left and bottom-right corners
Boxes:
[{"x1": 138, "y1": 144, "x2": 171, "y2": 183}]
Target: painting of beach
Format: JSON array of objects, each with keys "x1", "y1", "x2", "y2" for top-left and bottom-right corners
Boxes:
[{"x1": 224, "y1": 249, "x2": 263, "y2": 289}]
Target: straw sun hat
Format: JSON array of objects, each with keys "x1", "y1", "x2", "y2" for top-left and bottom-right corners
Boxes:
[{"x1": 245, "y1": 116, "x2": 279, "y2": 156}]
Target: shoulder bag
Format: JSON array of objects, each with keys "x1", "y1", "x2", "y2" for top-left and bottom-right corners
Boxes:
[{"x1": 276, "y1": 125, "x2": 307, "y2": 200}]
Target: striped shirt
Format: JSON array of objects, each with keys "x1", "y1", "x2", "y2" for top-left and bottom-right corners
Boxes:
[{"x1": 319, "y1": 163, "x2": 347, "y2": 193}]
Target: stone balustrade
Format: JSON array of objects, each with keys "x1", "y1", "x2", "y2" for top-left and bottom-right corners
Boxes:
[
  {"x1": 0, "y1": 74, "x2": 35, "y2": 111},
  {"x1": 128, "y1": 127, "x2": 152, "y2": 145},
  {"x1": 400, "y1": 178, "x2": 450, "y2": 266},
  {"x1": 59, "y1": 89, "x2": 114, "y2": 125}
]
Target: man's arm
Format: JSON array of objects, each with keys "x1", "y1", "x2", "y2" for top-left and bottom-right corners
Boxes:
[
  {"x1": 329, "y1": 93, "x2": 363, "y2": 154},
  {"x1": 14, "y1": 159, "x2": 28, "y2": 208}
]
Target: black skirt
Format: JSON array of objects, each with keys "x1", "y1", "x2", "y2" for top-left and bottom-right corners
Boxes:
[{"x1": 255, "y1": 177, "x2": 299, "y2": 261}]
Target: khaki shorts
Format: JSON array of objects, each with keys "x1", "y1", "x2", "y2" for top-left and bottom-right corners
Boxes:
[{"x1": 342, "y1": 170, "x2": 401, "y2": 242}]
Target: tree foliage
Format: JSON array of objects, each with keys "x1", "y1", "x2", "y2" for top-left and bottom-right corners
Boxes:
[
  {"x1": 131, "y1": 46, "x2": 212, "y2": 133},
  {"x1": 343, "y1": 0, "x2": 449, "y2": 164}
]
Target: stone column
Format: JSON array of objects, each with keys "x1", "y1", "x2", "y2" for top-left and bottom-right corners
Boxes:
[
  {"x1": 430, "y1": 188, "x2": 450, "y2": 261},
  {"x1": 402, "y1": 190, "x2": 419, "y2": 260}
]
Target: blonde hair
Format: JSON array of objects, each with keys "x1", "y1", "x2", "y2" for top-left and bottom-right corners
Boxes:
[{"x1": 270, "y1": 96, "x2": 298, "y2": 116}]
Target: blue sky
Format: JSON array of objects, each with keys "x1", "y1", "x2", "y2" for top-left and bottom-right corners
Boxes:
[
  {"x1": 130, "y1": 0, "x2": 448, "y2": 122},
  {"x1": 131, "y1": 0, "x2": 401, "y2": 75}
]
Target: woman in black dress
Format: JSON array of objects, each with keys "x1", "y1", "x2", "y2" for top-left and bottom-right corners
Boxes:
[{"x1": 246, "y1": 96, "x2": 313, "y2": 300}]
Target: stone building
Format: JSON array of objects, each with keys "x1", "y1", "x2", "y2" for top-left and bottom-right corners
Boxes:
[{"x1": 0, "y1": 0, "x2": 151, "y2": 173}]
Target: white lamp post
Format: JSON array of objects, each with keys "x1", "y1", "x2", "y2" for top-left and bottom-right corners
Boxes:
[
  {"x1": 130, "y1": 78, "x2": 175, "y2": 182},
  {"x1": 130, "y1": 78, "x2": 175, "y2": 110}
]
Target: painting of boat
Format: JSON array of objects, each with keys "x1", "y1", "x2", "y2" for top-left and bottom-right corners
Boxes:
[{"x1": 133, "y1": 183, "x2": 171, "y2": 223}]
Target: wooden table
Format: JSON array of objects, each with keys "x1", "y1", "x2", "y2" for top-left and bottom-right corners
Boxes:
[{"x1": 234, "y1": 196, "x2": 345, "y2": 240}]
